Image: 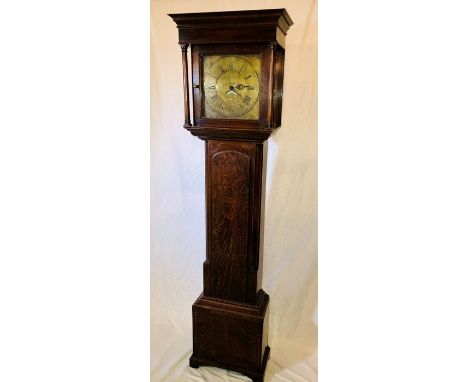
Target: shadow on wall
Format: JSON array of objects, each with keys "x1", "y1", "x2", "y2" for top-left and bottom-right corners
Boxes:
[{"x1": 261, "y1": 129, "x2": 318, "y2": 381}]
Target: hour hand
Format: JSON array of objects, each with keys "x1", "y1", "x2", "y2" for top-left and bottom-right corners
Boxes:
[
  {"x1": 235, "y1": 84, "x2": 254, "y2": 90},
  {"x1": 226, "y1": 85, "x2": 238, "y2": 95}
]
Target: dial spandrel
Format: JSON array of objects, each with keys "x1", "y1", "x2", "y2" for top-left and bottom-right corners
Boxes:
[{"x1": 202, "y1": 55, "x2": 261, "y2": 120}]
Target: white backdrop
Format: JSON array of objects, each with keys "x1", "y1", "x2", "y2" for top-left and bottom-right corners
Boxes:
[{"x1": 151, "y1": 0, "x2": 317, "y2": 380}]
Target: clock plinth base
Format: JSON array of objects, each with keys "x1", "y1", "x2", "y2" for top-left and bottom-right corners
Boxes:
[
  {"x1": 189, "y1": 346, "x2": 270, "y2": 382},
  {"x1": 190, "y1": 291, "x2": 270, "y2": 381}
]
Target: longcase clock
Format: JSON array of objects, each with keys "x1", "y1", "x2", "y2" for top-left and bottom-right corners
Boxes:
[{"x1": 169, "y1": 9, "x2": 293, "y2": 382}]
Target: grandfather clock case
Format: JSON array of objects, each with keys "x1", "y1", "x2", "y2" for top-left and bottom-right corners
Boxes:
[{"x1": 169, "y1": 9, "x2": 293, "y2": 382}]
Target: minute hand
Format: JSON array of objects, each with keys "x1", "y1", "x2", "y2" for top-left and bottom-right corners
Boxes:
[{"x1": 235, "y1": 84, "x2": 254, "y2": 90}]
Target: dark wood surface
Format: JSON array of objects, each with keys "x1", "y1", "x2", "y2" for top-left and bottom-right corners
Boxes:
[
  {"x1": 169, "y1": 9, "x2": 293, "y2": 48},
  {"x1": 204, "y1": 140, "x2": 265, "y2": 304},
  {"x1": 191, "y1": 291, "x2": 270, "y2": 382},
  {"x1": 169, "y1": 9, "x2": 293, "y2": 381},
  {"x1": 180, "y1": 44, "x2": 192, "y2": 127},
  {"x1": 273, "y1": 46, "x2": 285, "y2": 128},
  {"x1": 267, "y1": 43, "x2": 276, "y2": 128},
  {"x1": 185, "y1": 126, "x2": 272, "y2": 141},
  {"x1": 190, "y1": 346, "x2": 270, "y2": 382},
  {"x1": 206, "y1": 141, "x2": 251, "y2": 302}
]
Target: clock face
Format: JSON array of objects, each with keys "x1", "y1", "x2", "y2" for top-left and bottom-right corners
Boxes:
[{"x1": 202, "y1": 55, "x2": 261, "y2": 120}]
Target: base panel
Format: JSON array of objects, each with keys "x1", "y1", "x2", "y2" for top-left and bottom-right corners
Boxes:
[
  {"x1": 189, "y1": 345, "x2": 270, "y2": 382},
  {"x1": 190, "y1": 290, "x2": 270, "y2": 381}
]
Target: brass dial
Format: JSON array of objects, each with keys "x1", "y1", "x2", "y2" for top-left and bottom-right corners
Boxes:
[{"x1": 203, "y1": 55, "x2": 260, "y2": 119}]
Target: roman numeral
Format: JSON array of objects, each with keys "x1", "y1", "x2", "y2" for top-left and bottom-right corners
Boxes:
[
  {"x1": 218, "y1": 65, "x2": 224, "y2": 73},
  {"x1": 211, "y1": 94, "x2": 219, "y2": 101},
  {"x1": 243, "y1": 96, "x2": 251, "y2": 105},
  {"x1": 208, "y1": 86, "x2": 215, "y2": 89},
  {"x1": 239, "y1": 64, "x2": 244, "y2": 73},
  {"x1": 244, "y1": 74, "x2": 252, "y2": 80}
]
